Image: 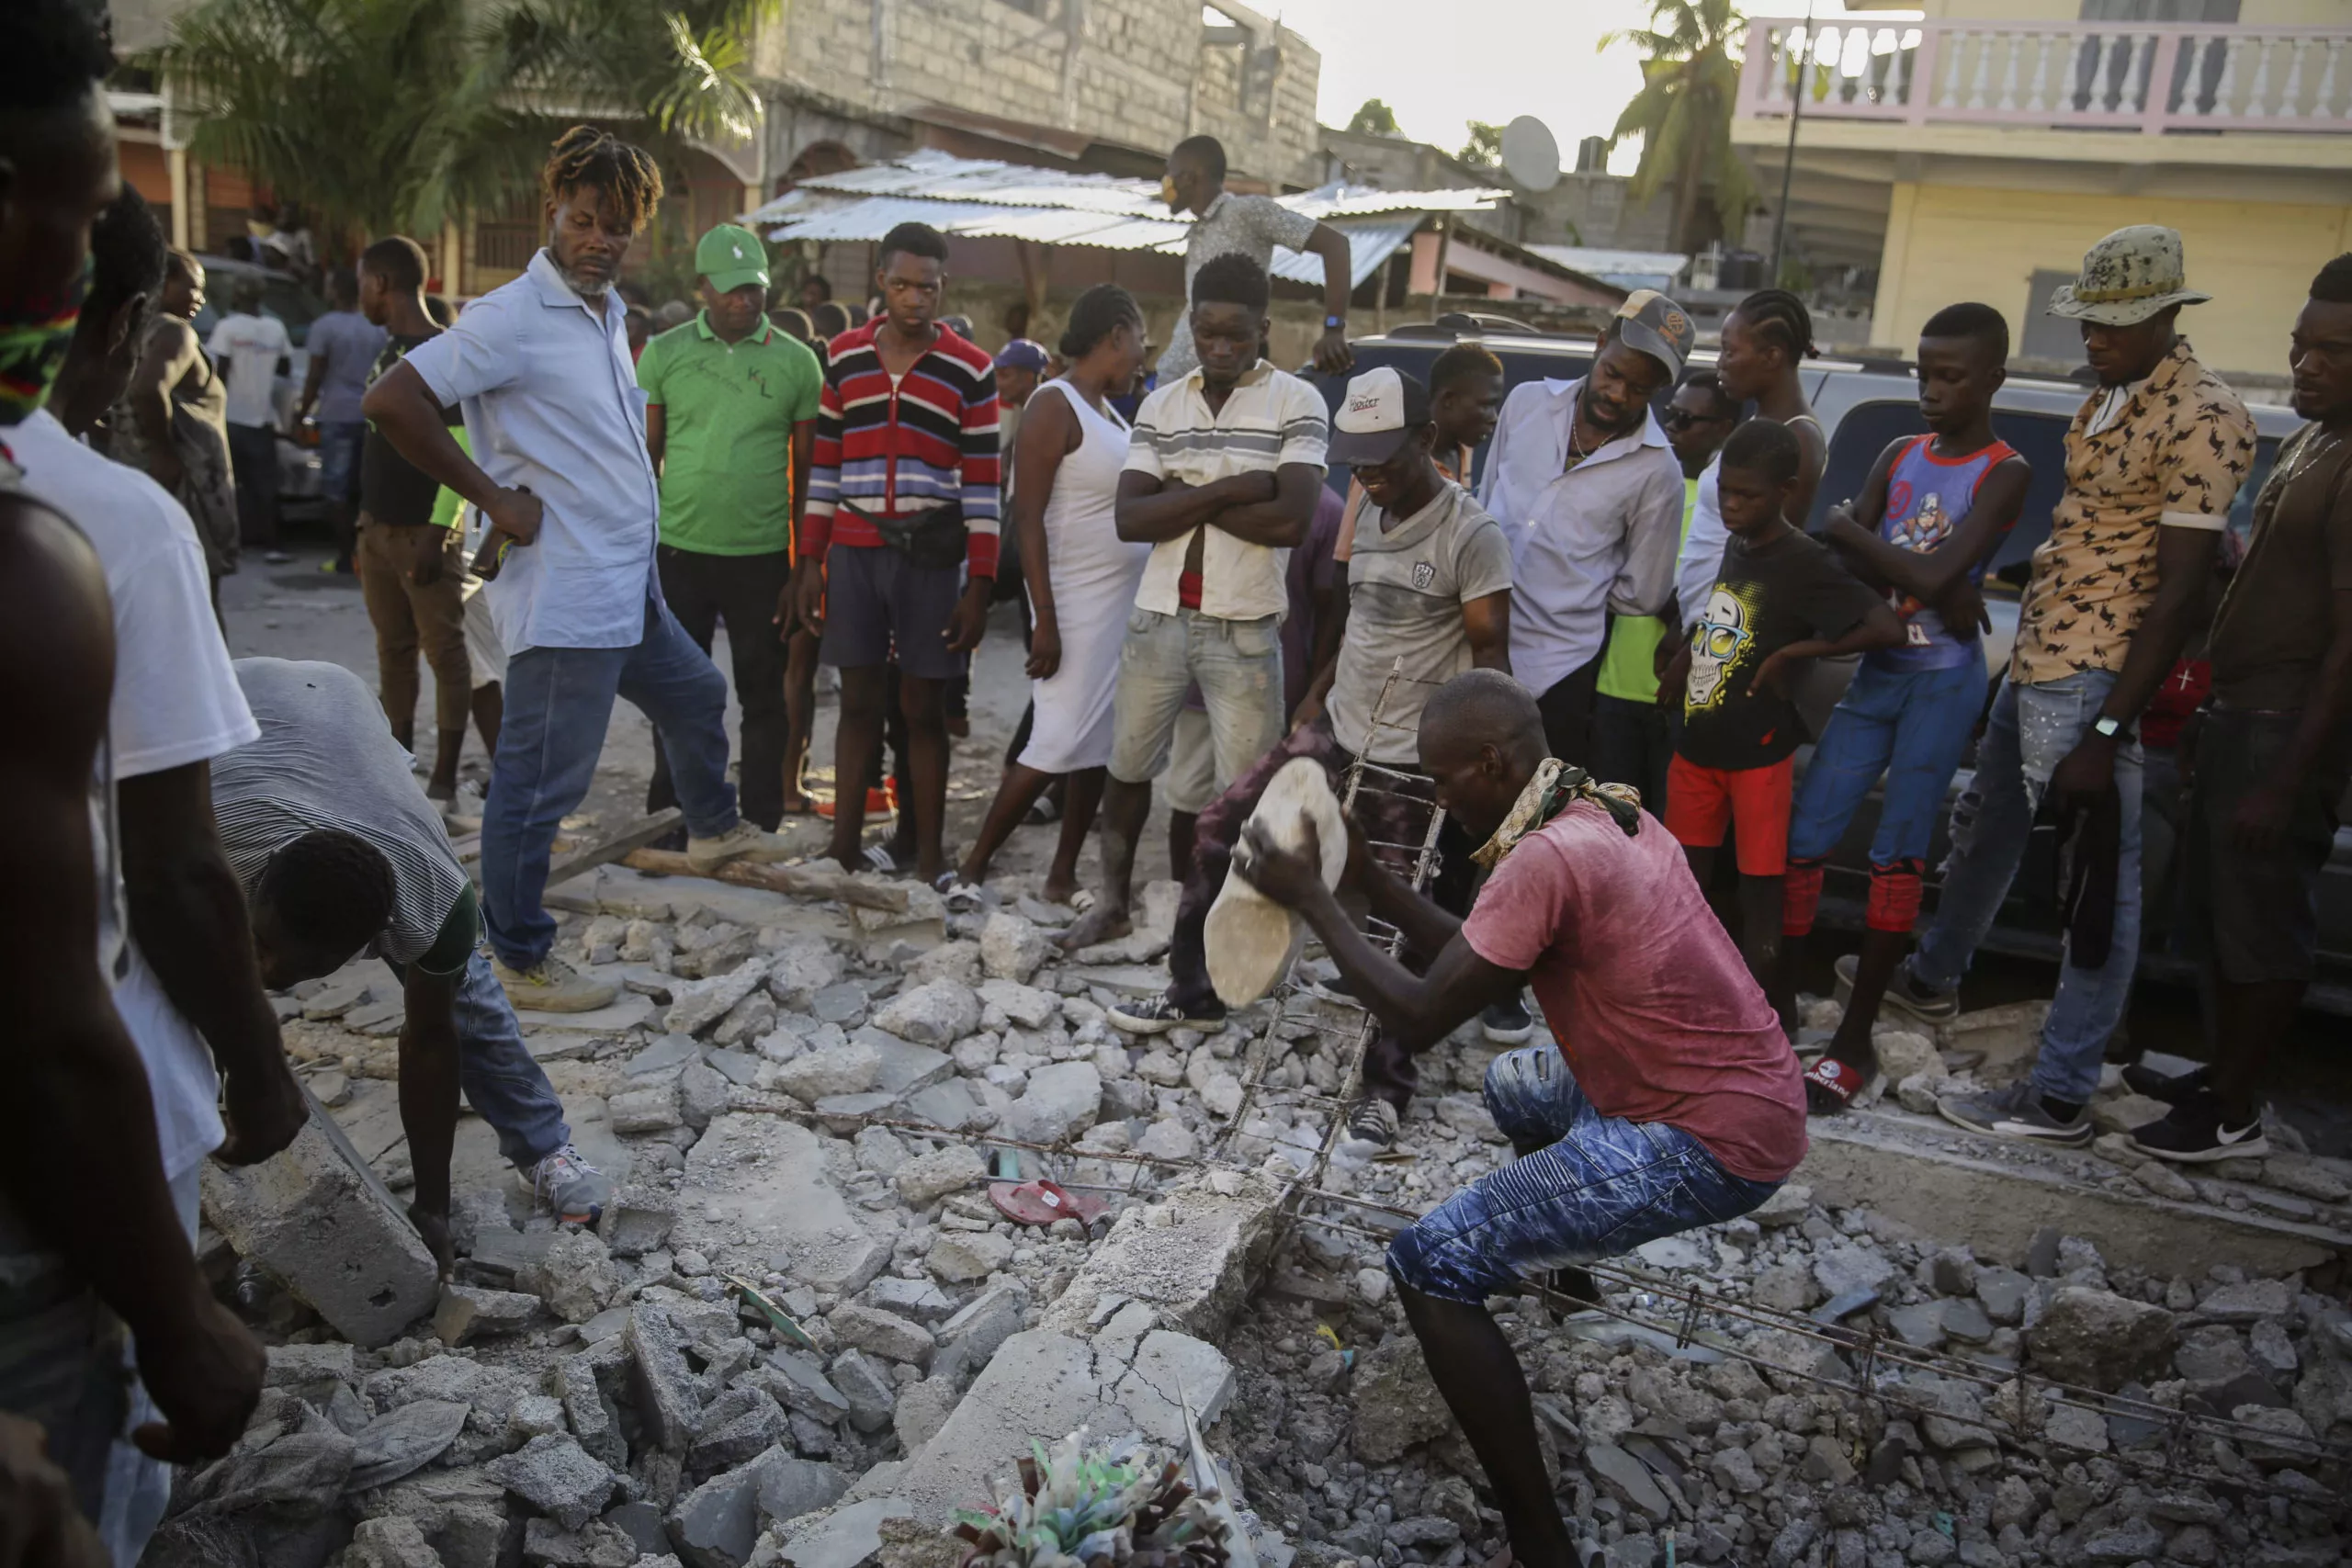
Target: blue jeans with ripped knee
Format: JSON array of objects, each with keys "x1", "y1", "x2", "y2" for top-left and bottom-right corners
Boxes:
[{"x1": 1386, "y1": 1047, "x2": 1781, "y2": 1303}]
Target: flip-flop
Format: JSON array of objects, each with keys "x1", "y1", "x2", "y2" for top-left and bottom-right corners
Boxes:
[
  {"x1": 934, "y1": 874, "x2": 986, "y2": 914},
  {"x1": 1069, "y1": 889, "x2": 1097, "y2": 914},
  {"x1": 1022, "y1": 795, "x2": 1063, "y2": 826},
  {"x1": 862, "y1": 843, "x2": 916, "y2": 876},
  {"x1": 989, "y1": 1179, "x2": 1106, "y2": 1228},
  {"x1": 1804, "y1": 1055, "x2": 1869, "y2": 1112}
]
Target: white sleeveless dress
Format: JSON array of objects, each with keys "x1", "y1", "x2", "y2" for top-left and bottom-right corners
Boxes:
[{"x1": 1018, "y1": 379, "x2": 1150, "y2": 773}]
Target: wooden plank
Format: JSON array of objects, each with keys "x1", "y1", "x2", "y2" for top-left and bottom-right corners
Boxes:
[
  {"x1": 620, "y1": 848, "x2": 911, "y2": 915},
  {"x1": 541, "y1": 809, "x2": 686, "y2": 890}
]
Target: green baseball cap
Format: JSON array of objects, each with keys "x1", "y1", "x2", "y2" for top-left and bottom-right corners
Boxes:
[{"x1": 695, "y1": 224, "x2": 770, "y2": 295}]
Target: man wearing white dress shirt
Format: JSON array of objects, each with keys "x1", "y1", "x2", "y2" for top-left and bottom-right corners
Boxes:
[
  {"x1": 365, "y1": 127, "x2": 791, "y2": 1014},
  {"x1": 1478, "y1": 291, "x2": 1692, "y2": 764}
]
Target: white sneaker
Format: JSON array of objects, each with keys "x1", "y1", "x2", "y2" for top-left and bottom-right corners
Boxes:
[
  {"x1": 686, "y1": 820, "x2": 794, "y2": 874},
  {"x1": 526, "y1": 1145, "x2": 614, "y2": 1225}
]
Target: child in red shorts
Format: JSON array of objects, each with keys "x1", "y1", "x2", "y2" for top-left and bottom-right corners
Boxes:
[{"x1": 1660, "y1": 420, "x2": 1901, "y2": 1030}]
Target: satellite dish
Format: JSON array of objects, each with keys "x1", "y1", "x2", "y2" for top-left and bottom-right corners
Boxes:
[{"x1": 1500, "y1": 116, "x2": 1562, "y2": 193}]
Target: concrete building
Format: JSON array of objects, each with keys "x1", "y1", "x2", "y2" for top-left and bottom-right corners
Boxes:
[{"x1": 1734, "y1": 0, "x2": 2352, "y2": 376}]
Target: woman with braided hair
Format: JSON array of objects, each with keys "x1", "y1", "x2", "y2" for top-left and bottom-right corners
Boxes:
[
  {"x1": 366, "y1": 126, "x2": 797, "y2": 1014},
  {"x1": 1670, "y1": 288, "x2": 1830, "y2": 637}
]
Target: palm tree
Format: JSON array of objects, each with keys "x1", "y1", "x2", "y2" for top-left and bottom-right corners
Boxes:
[
  {"x1": 1600, "y1": 0, "x2": 1756, "y2": 255},
  {"x1": 148, "y1": 0, "x2": 779, "y2": 256}
]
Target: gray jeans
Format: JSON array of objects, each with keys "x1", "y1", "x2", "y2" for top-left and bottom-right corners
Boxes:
[{"x1": 1107, "y1": 607, "x2": 1284, "y2": 793}]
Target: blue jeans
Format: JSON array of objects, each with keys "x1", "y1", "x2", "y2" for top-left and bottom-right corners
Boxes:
[
  {"x1": 1790, "y1": 657, "x2": 1985, "y2": 866},
  {"x1": 1912, "y1": 671, "x2": 2144, "y2": 1104},
  {"x1": 1387, "y1": 1048, "x2": 1780, "y2": 1304},
  {"x1": 482, "y1": 596, "x2": 738, "y2": 968},
  {"x1": 388, "y1": 951, "x2": 572, "y2": 1167},
  {"x1": 1106, "y1": 608, "x2": 1284, "y2": 791},
  {"x1": 317, "y1": 419, "x2": 365, "y2": 505}
]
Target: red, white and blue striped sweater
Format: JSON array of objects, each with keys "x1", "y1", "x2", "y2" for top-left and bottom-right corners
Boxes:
[{"x1": 804, "y1": 321, "x2": 1002, "y2": 576}]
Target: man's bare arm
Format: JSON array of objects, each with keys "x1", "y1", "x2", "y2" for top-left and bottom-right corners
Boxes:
[
  {"x1": 644, "y1": 402, "x2": 666, "y2": 471},
  {"x1": 1205, "y1": 462, "x2": 1321, "y2": 548},
  {"x1": 119, "y1": 762, "x2": 303, "y2": 1165},
  {"x1": 1114, "y1": 468, "x2": 1276, "y2": 543},
  {"x1": 0, "y1": 500, "x2": 260, "y2": 1462},
  {"x1": 1279, "y1": 844, "x2": 1521, "y2": 1045},
  {"x1": 1463, "y1": 589, "x2": 1512, "y2": 674}
]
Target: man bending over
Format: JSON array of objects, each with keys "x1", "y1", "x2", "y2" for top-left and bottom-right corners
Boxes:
[
  {"x1": 214, "y1": 658, "x2": 612, "y2": 1263},
  {"x1": 1234, "y1": 669, "x2": 1804, "y2": 1568}
]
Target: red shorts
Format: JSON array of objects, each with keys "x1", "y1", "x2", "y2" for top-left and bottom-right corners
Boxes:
[{"x1": 1665, "y1": 753, "x2": 1795, "y2": 877}]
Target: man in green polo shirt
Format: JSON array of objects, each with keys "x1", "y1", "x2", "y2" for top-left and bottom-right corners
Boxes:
[{"x1": 637, "y1": 223, "x2": 824, "y2": 829}]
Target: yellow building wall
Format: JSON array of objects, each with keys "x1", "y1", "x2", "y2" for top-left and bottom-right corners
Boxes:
[{"x1": 1871, "y1": 181, "x2": 2352, "y2": 378}]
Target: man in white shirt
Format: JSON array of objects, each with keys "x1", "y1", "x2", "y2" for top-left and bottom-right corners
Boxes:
[
  {"x1": 19, "y1": 183, "x2": 300, "y2": 1568},
  {"x1": 1060, "y1": 253, "x2": 1328, "y2": 970},
  {"x1": 1480, "y1": 290, "x2": 1692, "y2": 764},
  {"x1": 366, "y1": 126, "x2": 793, "y2": 1014},
  {"x1": 205, "y1": 276, "x2": 288, "y2": 551}
]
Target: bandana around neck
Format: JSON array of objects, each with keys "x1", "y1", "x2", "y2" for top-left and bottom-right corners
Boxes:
[
  {"x1": 1470, "y1": 757, "x2": 1644, "y2": 869},
  {"x1": 0, "y1": 255, "x2": 90, "y2": 426}
]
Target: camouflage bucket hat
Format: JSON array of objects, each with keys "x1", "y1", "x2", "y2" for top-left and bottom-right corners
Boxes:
[{"x1": 2046, "y1": 225, "x2": 2211, "y2": 326}]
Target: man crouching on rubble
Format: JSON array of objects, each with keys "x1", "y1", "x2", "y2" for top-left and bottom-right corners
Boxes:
[{"x1": 1234, "y1": 668, "x2": 1804, "y2": 1568}]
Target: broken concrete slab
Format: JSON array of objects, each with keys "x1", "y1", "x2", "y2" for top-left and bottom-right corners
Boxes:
[
  {"x1": 626, "y1": 1302, "x2": 705, "y2": 1452},
  {"x1": 1038, "y1": 1170, "x2": 1283, "y2": 1341},
  {"x1": 520, "y1": 1516, "x2": 641, "y2": 1568},
  {"x1": 776, "y1": 1496, "x2": 914, "y2": 1568},
  {"x1": 866, "y1": 1330, "x2": 1126, "y2": 1525},
  {"x1": 433, "y1": 1284, "x2": 542, "y2": 1347},
  {"x1": 871, "y1": 980, "x2": 979, "y2": 1047},
  {"x1": 199, "y1": 1085, "x2": 440, "y2": 1347},
  {"x1": 670, "y1": 1446, "x2": 844, "y2": 1568},
  {"x1": 827, "y1": 1302, "x2": 933, "y2": 1365},
  {"x1": 672, "y1": 1113, "x2": 884, "y2": 1293},
  {"x1": 1108, "y1": 1331, "x2": 1235, "y2": 1447},
  {"x1": 895, "y1": 1145, "x2": 989, "y2": 1207},
  {"x1": 485, "y1": 1434, "x2": 618, "y2": 1530}
]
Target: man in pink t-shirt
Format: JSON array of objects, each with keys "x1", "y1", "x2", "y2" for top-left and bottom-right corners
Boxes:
[{"x1": 1236, "y1": 668, "x2": 1804, "y2": 1568}]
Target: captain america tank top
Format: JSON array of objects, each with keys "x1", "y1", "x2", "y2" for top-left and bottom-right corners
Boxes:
[{"x1": 1870, "y1": 434, "x2": 2017, "y2": 672}]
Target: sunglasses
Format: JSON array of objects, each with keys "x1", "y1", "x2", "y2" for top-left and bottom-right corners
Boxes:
[
  {"x1": 1693, "y1": 615, "x2": 1752, "y2": 660},
  {"x1": 1663, "y1": 407, "x2": 1734, "y2": 430}
]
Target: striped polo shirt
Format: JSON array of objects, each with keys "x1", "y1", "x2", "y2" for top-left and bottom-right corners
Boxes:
[
  {"x1": 803, "y1": 321, "x2": 1003, "y2": 576},
  {"x1": 1122, "y1": 358, "x2": 1328, "y2": 621}
]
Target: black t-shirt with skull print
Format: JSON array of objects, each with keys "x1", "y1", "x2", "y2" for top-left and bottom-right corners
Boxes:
[{"x1": 1676, "y1": 527, "x2": 1882, "y2": 771}]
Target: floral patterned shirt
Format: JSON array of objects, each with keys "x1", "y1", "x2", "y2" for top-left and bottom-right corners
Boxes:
[{"x1": 2010, "y1": 339, "x2": 2255, "y2": 685}]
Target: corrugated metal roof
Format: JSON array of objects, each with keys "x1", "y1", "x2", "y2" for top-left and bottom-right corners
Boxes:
[
  {"x1": 1529, "y1": 244, "x2": 1690, "y2": 278},
  {"x1": 742, "y1": 152, "x2": 1495, "y2": 279}
]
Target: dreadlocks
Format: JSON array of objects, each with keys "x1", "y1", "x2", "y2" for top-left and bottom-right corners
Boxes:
[{"x1": 542, "y1": 125, "x2": 664, "y2": 233}]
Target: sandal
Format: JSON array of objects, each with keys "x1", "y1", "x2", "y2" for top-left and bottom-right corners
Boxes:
[
  {"x1": 1804, "y1": 1055, "x2": 1869, "y2": 1114},
  {"x1": 934, "y1": 874, "x2": 986, "y2": 914},
  {"x1": 989, "y1": 1179, "x2": 1106, "y2": 1227},
  {"x1": 1022, "y1": 795, "x2": 1063, "y2": 826},
  {"x1": 862, "y1": 842, "x2": 914, "y2": 876}
]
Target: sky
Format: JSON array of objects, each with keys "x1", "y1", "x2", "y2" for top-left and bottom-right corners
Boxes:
[{"x1": 1263, "y1": 0, "x2": 1911, "y2": 179}]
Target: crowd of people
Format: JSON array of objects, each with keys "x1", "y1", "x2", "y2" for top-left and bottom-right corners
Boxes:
[{"x1": 6, "y1": 0, "x2": 2352, "y2": 1562}]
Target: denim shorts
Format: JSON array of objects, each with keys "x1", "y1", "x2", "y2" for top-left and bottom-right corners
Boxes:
[
  {"x1": 1789, "y1": 656, "x2": 1984, "y2": 867},
  {"x1": 1387, "y1": 1047, "x2": 1781, "y2": 1304}
]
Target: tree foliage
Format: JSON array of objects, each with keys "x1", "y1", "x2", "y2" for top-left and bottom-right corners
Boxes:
[
  {"x1": 1345, "y1": 98, "x2": 1400, "y2": 137},
  {"x1": 147, "y1": 0, "x2": 780, "y2": 253},
  {"x1": 1600, "y1": 0, "x2": 1756, "y2": 254},
  {"x1": 1457, "y1": 120, "x2": 1504, "y2": 168}
]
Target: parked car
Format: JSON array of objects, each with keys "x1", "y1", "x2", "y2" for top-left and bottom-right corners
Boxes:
[
  {"x1": 1305, "y1": 319, "x2": 2345, "y2": 1000},
  {"x1": 189, "y1": 254, "x2": 332, "y2": 522}
]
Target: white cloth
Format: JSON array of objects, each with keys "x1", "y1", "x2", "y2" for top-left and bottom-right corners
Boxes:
[
  {"x1": 1673, "y1": 457, "x2": 1726, "y2": 634},
  {"x1": 204, "y1": 310, "x2": 289, "y2": 429},
  {"x1": 1158, "y1": 191, "x2": 1321, "y2": 382},
  {"x1": 1478, "y1": 376, "x2": 1685, "y2": 695},
  {"x1": 6, "y1": 411, "x2": 259, "y2": 1180},
  {"x1": 401, "y1": 250, "x2": 662, "y2": 655},
  {"x1": 1122, "y1": 359, "x2": 1329, "y2": 622},
  {"x1": 1018, "y1": 380, "x2": 1148, "y2": 774}
]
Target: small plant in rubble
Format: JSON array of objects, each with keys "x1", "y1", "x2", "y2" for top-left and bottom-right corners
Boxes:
[{"x1": 954, "y1": 1431, "x2": 1230, "y2": 1568}]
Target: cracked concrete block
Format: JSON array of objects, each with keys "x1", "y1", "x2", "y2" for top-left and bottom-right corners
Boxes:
[
  {"x1": 876, "y1": 1330, "x2": 1125, "y2": 1525},
  {"x1": 1038, "y1": 1171, "x2": 1283, "y2": 1341},
  {"x1": 521, "y1": 1515, "x2": 641, "y2": 1568},
  {"x1": 873, "y1": 980, "x2": 980, "y2": 1047},
  {"x1": 894, "y1": 1145, "x2": 988, "y2": 1206},
  {"x1": 767, "y1": 1041, "x2": 881, "y2": 1103},
  {"x1": 627, "y1": 1302, "x2": 706, "y2": 1452},
  {"x1": 828, "y1": 1302, "x2": 933, "y2": 1364},
  {"x1": 434, "y1": 1283, "x2": 542, "y2": 1347},
  {"x1": 199, "y1": 1086, "x2": 439, "y2": 1347},
  {"x1": 925, "y1": 1230, "x2": 1012, "y2": 1283},
  {"x1": 753, "y1": 1351, "x2": 850, "y2": 1424},
  {"x1": 937, "y1": 1284, "x2": 1026, "y2": 1372},
  {"x1": 690, "y1": 1387, "x2": 791, "y2": 1476},
  {"x1": 1110, "y1": 1331, "x2": 1234, "y2": 1446},
  {"x1": 347, "y1": 1516, "x2": 444, "y2": 1568},
  {"x1": 856, "y1": 1031, "x2": 955, "y2": 1096},
  {"x1": 979, "y1": 913, "x2": 1049, "y2": 982},
  {"x1": 777, "y1": 1496, "x2": 914, "y2": 1568},
  {"x1": 829, "y1": 1350, "x2": 897, "y2": 1434},
  {"x1": 525, "y1": 1229, "x2": 618, "y2": 1325},
  {"x1": 893, "y1": 1377, "x2": 959, "y2": 1452},
  {"x1": 997, "y1": 1061, "x2": 1101, "y2": 1145},
  {"x1": 558, "y1": 1356, "x2": 627, "y2": 1471},
  {"x1": 486, "y1": 1434, "x2": 618, "y2": 1530},
  {"x1": 865, "y1": 1276, "x2": 953, "y2": 1322}
]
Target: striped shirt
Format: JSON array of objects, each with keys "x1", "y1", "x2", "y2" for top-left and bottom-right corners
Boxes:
[
  {"x1": 1123, "y1": 359, "x2": 1328, "y2": 621},
  {"x1": 214, "y1": 658, "x2": 475, "y2": 973},
  {"x1": 804, "y1": 321, "x2": 1002, "y2": 576}
]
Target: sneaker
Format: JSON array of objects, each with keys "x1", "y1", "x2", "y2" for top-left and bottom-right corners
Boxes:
[
  {"x1": 1482, "y1": 996, "x2": 1536, "y2": 1044},
  {"x1": 2121, "y1": 1061, "x2": 2211, "y2": 1106},
  {"x1": 1935, "y1": 1081, "x2": 2092, "y2": 1147},
  {"x1": 526, "y1": 1144, "x2": 615, "y2": 1225},
  {"x1": 685, "y1": 820, "x2": 795, "y2": 874},
  {"x1": 1342, "y1": 1096, "x2": 1400, "y2": 1152},
  {"x1": 492, "y1": 954, "x2": 620, "y2": 1014},
  {"x1": 2128, "y1": 1096, "x2": 2269, "y2": 1164},
  {"x1": 1106, "y1": 993, "x2": 1227, "y2": 1034},
  {"x1": 1852, "y1": 953, "x2": 1960, "y2": 1024}
]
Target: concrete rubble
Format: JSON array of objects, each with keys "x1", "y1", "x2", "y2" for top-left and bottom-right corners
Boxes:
[{"x1": 171, "y1": 872, "x2": 2349, "y2": 1568}]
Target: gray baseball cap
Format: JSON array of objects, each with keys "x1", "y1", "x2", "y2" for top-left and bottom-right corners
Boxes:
[
  {"x1": 2046, "y1": 225, "x2": 2211, "y2": 325},
  {"x1": 1611, "y1": 288, "x2": 1696, "y2": 378}
]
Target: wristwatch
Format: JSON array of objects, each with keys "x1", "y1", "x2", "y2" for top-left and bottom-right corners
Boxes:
[
  {"x1": 1324, "y1": 314, "x2": 1345, "y2": 332},
  {"x1": 2092, "y1": 715, "x2": 2122, "y2": 739}
]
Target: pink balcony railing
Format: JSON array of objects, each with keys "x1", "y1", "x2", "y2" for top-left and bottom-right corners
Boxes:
[{"x1": 1735, "y1": 17, "x2": 2352, "y2": 134}]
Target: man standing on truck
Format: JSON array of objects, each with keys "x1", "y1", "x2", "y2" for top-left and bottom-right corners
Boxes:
[
  {"x1": 1887, "y1": 228, "x2": 2256, "y2": 1148},
  {"x1": 1157, "y1": 134, "x2": 1353, "y2": 381}
]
